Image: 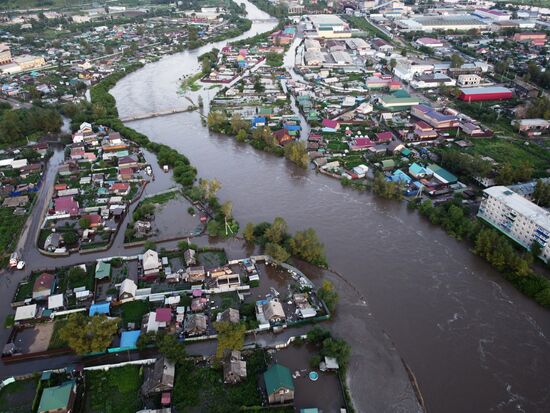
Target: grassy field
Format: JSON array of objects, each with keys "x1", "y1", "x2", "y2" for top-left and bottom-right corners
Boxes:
[
  {"x1": 172, "y1": 350, "x2": 270, "y2": 412},
  {"x1": 84, "y1": 365, "x2": 143, "y2": 413},
  {"x1": 468, "y1": 138, "x2": 550, "y2": 177},
  {"x1": 0, "y1": 378, "x2": 38, "y2": 413},
  {"x1": 120, "y1": 300, "x2": 150, "y2": 325}
]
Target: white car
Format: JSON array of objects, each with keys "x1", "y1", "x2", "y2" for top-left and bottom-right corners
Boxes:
[{"x1": 16, "y1": 261, "x2": 25, "y2": 270}]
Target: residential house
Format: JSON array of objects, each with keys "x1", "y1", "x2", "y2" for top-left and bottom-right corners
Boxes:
[
  {"x1": 514, "y1": 119, "x2": 549, "y2": 137},
  {"x1": 184, "y1": 249, "x2": 197, "y2": 266},
  {"x1": 119, "y1": 278, "x2": 137, "y2": 300},
  {"x1": 32, "y1": 273, "x2": 55, "y2": 300},
  {"x1": 141, "y1": 357, "x2": 175, "y2": 396},
  {"x1": 264, "y1": 364, "x2": 294, "y2": 404},
  {"x1": 110, "y1": 182, "x2": 130, "y2": 196},
  {"x1": 184, "y1": 313, "x2": 208, "y2": 336},
  {"x1": 155, "y1": 308, "x2": 172, "y2": 328},
  {"x1": 38, "y1": 381, "x2": 77, "y2": 413},
  {"x1": 54, "y1": 196, "x2": 79, "y2": 216},
  {"x1": 143, "y1": 249, "x2": 161, "y2": 279},
  {"x1": 262, "y1": 300, "x2": 286, "y2": 324},
  {"x1": 186, "y1": 266, "x2": 206, "y2": 283},
  {"x1": 95, "y1": 261, "x2": 111, "y2": 280},
  {"x1": 223, "y1": 350, "x2": 247, "y2": 384},
  {"x1": 217, "y1": 307, "x2": 240, "y2": 324}
]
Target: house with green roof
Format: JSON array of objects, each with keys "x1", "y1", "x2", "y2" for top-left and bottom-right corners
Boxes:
[
  {"x1": 427, "y1": 163, "x2": 458, "y2": 184},
  {"x1": 95, "y1": 260, "x2": 111, "y2": 280},
  {"x1": 38, "y1": 381, "x2": 76, "y2": 413},
  {"x1": 263, "y1": 363, "x2": 294, "y2": 404}
]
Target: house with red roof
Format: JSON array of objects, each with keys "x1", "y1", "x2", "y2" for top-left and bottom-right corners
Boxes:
[
  {"x1": 349, "y1": 137, "x2": 374, "y2": 151},
  {"x1": 321, "y1": 119, "x2": 340, "y2": 131},
  {"x1": 375, "y1": 131, "x2": 394, "y2": 143},
  {"x1": 273, "y1": 129, "x2": 293, "y2": 146},
  {"x1": 110, "y1": 182, "x2": 130, "y2": 196},
  {"x1": 155, "y1": 308, "x2": 173, "y2": 328},
  {"x1": 81, "y1": 213, "x2": 103, "y2": 228},
  {"x1": 118, "y1": 168, "x2": 134, "y2": 180},
  {"x1": 32, "y1": 272, "x2": 55, "y2": 300},
  {"x1": 70, "y1": 147, "x2": 85, "y2": 160},
  {"x1": 54, "y1": 196, "x2": 79, "y2": 216}
]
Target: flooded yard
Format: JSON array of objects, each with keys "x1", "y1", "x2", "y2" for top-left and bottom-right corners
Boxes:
[
  {"x1": 271, "y1": 344, "x2": 345, "y2": 412},
  {"x1": 149, "y1": 195, "x2": 203, "y2": 240}
]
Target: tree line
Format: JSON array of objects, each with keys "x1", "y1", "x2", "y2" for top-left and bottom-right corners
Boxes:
[
  {"x1": 0, "y1": 105, "x2": 62, "y2": 145},
  {"x1": 413, "y1": 198, "x2": 550, "y2": 308}
]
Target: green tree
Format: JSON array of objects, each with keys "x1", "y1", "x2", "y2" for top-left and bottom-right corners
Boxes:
[
  {"x1": 207, "y1": 111, "x2": 227, "y2": 132},
  {"x1": 230, "y1": 113, "x2": 249, "y2": 135},
  {"x1": 67, "y1": 266, "x2": 88, "y2": 289},
  {"x1": 450, "y1": 53, "x2": 464, "y2": 68},
  {"x1": 62, "y1": 230, "x2": 79, "y2": 247},
  {"x1": 321, "y1": 337, "x2": 351, "y2": 368},
  {"x1": 243, "y1": 222, "x2": 255, "y2": 242},
  {"x1": 59, "y1": 313, "x2": 119, "y2": 354},
  {"x1": 317, "y1": 280, "x2": 338, "y2": 313},
  {"x1": 221, "y1": 201, "x2": 233, "y2": 218},
  {"x1": 236, "y1": 129, "x2": 248, "y2": 142},
  {"x1": 157, "y1": 333, "x2": 187, "y2": 364},
  {"x1": 213, "y1": 321, "x2": 246, "y2": 359},
  {"x1": 143, "y1": 240, "x2": 157, "y2": 251},
  {"x1": 284, "y1": 141, "x2": 309, "y2": 168},
  {"x1": 79, "y1": 217, "x2": 91, "y2": 229},
  {"x1": 265, "y1": 242, "x2": 290, "y2": 262},
  {"x1": 289, "y1": 228, "x2": 327, "y2": 266},
  {"x1": 533, "y1": 179, "x2": 550, "y2": 207},
  {"x1": 264, "y1": 217, "x2": 288, "y2": 244}
]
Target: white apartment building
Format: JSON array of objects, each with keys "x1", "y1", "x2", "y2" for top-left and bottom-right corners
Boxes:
[{"x1": 477, "y1": 186, "x2": 550, "y2": 262}]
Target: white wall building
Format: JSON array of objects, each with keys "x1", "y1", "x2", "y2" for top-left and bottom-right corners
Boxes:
[{"x1": 478, "y1": 186, "x2": 550, "y2": 262}]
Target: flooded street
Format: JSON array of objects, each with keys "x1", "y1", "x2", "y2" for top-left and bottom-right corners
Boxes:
[{"x1": 110, "y1": 2, "x2": 550, "y2": 412}]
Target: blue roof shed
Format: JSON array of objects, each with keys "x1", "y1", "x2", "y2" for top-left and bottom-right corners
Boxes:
[
  {"x1": 120, "y1": 330, "x2": 141, "y2": 349},
  {"x1": 89, "y1": 302, "x2": 110, "y2": 316}
]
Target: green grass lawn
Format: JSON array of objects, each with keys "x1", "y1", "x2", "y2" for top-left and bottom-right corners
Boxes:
[
  {"x1": 468, "y1": 138, "x2": 550, "y2": 177},
  {"x1": 84, "y1": 365, "x2": 143, "y2": 413},
  {"x1": 0, "y1": 207, "x2": 27, "y2": 262},
  {"x1": 173, "y1": 350, "x2": 270, "y2": 412},
  {"x1": 0, "y1": 378, "x2": 38, "y2": 413},
  {"x1": 14, "y1": 272, "x2": 42, "y2": 302},
  {"x1": 121, "y1": 300, "x2": 150, "y2": 325}
]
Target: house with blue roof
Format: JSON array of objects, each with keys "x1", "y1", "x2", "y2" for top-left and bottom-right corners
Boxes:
[
  {"x1": 390, "y1": 169, "x2": 412, "y2": 184},
  {"x1": 252, "y1": 117, "x2": 266, "y2": 128},
  {"x1": 409, "y1": 162, "x2": 431, "y2": 179},
  {"x1": 119, "y1": 330, "x2": 141, "y2": 349},
  {"x1": 89, "y1": 302, "x2": 110, "y2": 316}
]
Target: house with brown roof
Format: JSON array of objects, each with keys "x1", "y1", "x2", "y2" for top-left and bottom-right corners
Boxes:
[
  {"x1": 223, "y1": 350, "x2": 247, "y2": 384},
  {"x1": 141, "y1": 357, "x2": 175, "y2": 396},
  {"x1": 33, "y1": 272, "x2": 55, "y2": 300}
]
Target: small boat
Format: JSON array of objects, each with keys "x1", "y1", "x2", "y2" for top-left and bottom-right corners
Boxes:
[{"x1": 145, "y1": 165, "x2": 152, "y2": 176}]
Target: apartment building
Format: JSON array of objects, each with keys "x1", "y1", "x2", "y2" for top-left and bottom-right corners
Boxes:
[{"x1": 477, "y1": 186, "x2": 550, "y2": 262}]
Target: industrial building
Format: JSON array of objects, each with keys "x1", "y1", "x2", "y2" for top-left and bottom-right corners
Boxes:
[
  {"x1": 458, "y1": 86, "x2": 513, "y2": 101},
  {"x1": 478, "y1": 186, "x2": 550, "y2": 263},
  {"x1": 397, "y1": 14, "x2": 488, "y2": 32},
  {"x1": 307, "y1": 15, "x2": 351, "y2": 38}
]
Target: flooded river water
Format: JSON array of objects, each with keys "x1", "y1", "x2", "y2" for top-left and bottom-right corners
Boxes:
[{"x1": 114, "y1": 2, "x2": 550, "y2": 412}]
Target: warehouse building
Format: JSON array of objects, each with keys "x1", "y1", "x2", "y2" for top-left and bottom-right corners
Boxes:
[
  {"x1": 307, "y1": 15, "x2": 351, "y2": 38},
  {"x1": 397, "y1": 14, "x2": 488, "y2": 32},
  {"x1": 458, "y1": 86, "x2": 513, "y2": 101},
  {"x1": 478, "y1": 186, "x2": 550, "y2": 263}
]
